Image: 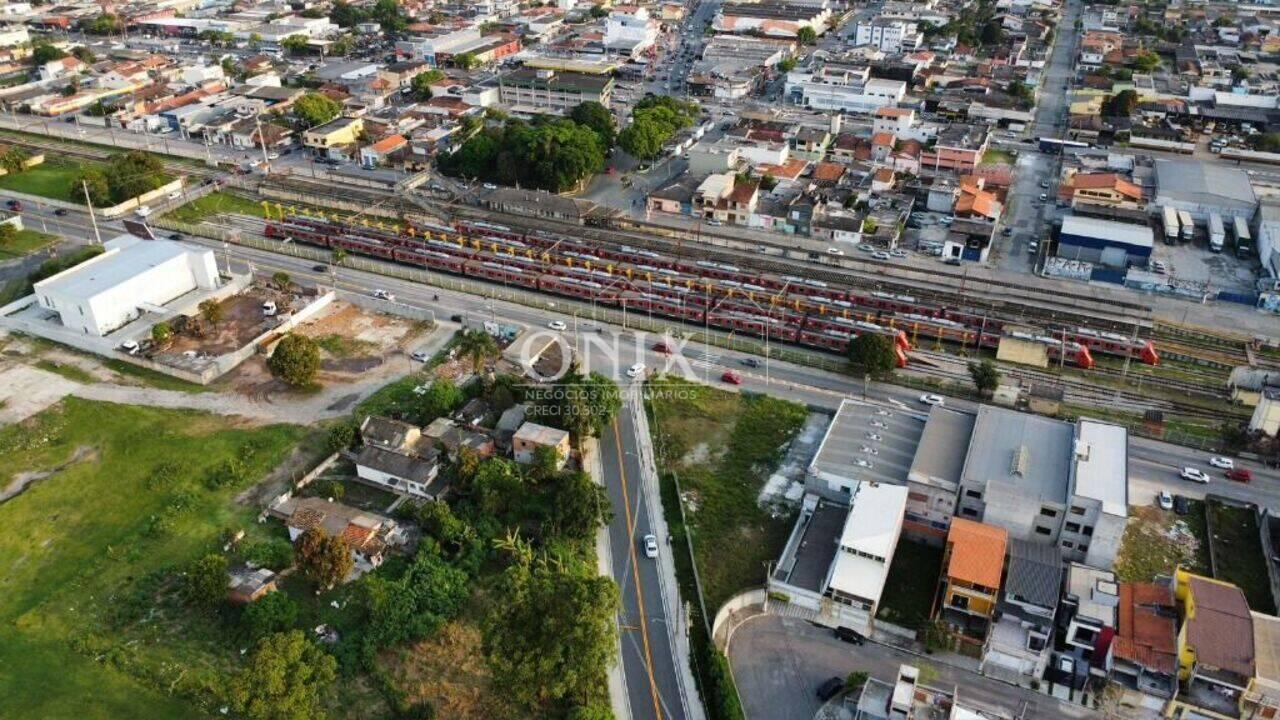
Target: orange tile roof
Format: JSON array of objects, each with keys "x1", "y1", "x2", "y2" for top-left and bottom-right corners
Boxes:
[
  {"x1": 873, "y1": 168, "x2": 894, "y2": 183},
  {"x1": 871, "y1": 131, "x2": 895, "y2": 147},
  {"x1": 370, "y1": 133, "x2": 407, "y2": 153},
  {"x1": 757, "y1": 158, "x2": 808, "y2": 181},
  {"x1": 1114, "y1": 583, "x2": 1177, "y2": 674},
  {"x1": 875, "y1": 107, "x2": 912, "y2": 118},
  {"x1": 812, "y1": 162, "x2": 845, "y2": 182},
  {"x1": 1070, "y1": 172, "x2": 1142, "y2": 200},
  {"x1": 945, "y1": 518, "x2": 1007, "y2": 589}
]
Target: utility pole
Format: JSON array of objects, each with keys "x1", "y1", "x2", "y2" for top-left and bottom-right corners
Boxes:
[
  {"x1": 254, "y1": 113, "x2": 271, "y2": 175},
  {"x1": 82, "y1": 179, "x2": 103, "y2": 245}
]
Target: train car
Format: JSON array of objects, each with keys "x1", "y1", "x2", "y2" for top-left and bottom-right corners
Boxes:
[
  {"x1": 1069, "y1": 328, "x2": 1159, "y2": 365},
  {"x1": 394, "y1": 247, "x2": 466, "y2": 274},
  {"x1": 467, "y1": 260, "x2": 539, "y2": 290},
  {"x1": 804, "y1": 314, "x2": 911, "y2": 351},
  {"x1": 454, "y1": 220, "x2": 524, "y2": 243},
  {"x1": 1006, "y1": 331, "x2": 1094, "y2": 369},
  {"x1": 796, "y1": 326, "x2": 909, "y2": 367},
  {"x1": 620, "y1": 291, "x2": 705, "y2": 323},
  {"x1": 706, "y1": 311, "x2": 801, "y2": 343}
]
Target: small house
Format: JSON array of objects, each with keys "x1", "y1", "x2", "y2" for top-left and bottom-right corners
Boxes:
[{"x1": 512, "y1": 421, "x2": 571, "y2": 470}]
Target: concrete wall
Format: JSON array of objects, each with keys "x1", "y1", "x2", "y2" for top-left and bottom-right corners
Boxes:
[
  {"x1": 0, "y1": 176, "x2": 184, "y2": 219},
  {"x1": 711, "y1": 588, "x2": 768, "y2": 651}
]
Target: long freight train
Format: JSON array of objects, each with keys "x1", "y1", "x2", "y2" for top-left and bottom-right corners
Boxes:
[{"x1": 264, "y1": 216, "x2": 1156, "y2": 368}]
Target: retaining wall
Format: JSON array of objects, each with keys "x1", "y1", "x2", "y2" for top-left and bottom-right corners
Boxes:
[{"x1": 711, "y1": 588, "x2": 767, "y2": 651}]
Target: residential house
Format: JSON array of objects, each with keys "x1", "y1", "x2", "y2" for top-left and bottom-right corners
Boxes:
[
  {"x1": 1168, "y1": 570, "x2": 1257, "y2": 719},
  {"x1": 920, "y1": 123, "x2": 990, "y2": 174},
  {"x1": 227, "y1": 567, "x2": 278, "y2": 604},
  {"x1": 873, "y1": 106, "x2": 915, "y2": 137},
  {"x1": 512, "y1": 421, "x2": 570, "y2": 470},
  {"x1": 1245, "y1": 612, "x2": 1280, "y2": 720},
  {"x1": 360, "y1": 133, "x2": 408, "y2": 168},
  {"x1": 423, "y1": 417, "x2": 496, "y2": 461},
  {"x1": 981, "y1": 539, "x2": 1063, "y2": 686},
  {"x1": 1059, "y1": 171, "x2": 1145, "y2": 211},
  {"x1": 303, "y1": 116, "x2": 364, "y2": 159},
  {"x1": 1051, "y1": 563, "x2": 1118, "y2": 694},
  {"x1": 268, "y1": 496, "x2": 407, "y2": 575},
  {"x1": 352, "y1": 416, "x2": 443, "y2": 499},
  {"x1": 1111, "y1": 582, "x2": 1178, "y2": 702},
  {"x1": 695, "y1": 172, "x2": 760, "y2": 225},
  {"x1": 938, "y1": 518, "x2": 1008, "y2": 644},
  {"x1": 955, "y1": 176, "x2": 1002, "y2": 221}
]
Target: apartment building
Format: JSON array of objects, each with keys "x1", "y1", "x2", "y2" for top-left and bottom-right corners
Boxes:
[
  {"x1": 497, "y1": 68, "x2": 614, "y2": 114},
  {"x1": 785, "y1": 63, "x2": 906, "y2": 114},
  {"x1": 853, "y1": 20, "x2": 921, "y2": 53},
  {"x1": 920, "y1": 123, "x2": 990, "y2": 174}
]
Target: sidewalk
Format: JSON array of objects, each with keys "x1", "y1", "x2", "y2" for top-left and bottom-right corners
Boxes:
[{"x1": 585, "y1": 435, "x2": 632, "y2": 720}]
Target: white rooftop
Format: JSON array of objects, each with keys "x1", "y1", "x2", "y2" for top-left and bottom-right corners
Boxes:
[
  {"x1": 33, "y1": 235, "x2": 194, "y2": 301},
  {"x1": 1060, "y1": 215, "x2": 1154, "y2": 249},
  {"x1": 1072, "y1": 420, "x2": 1128, "y2": 516},
  {"x1": 826, "y1": 482, "x2": 906, "y2": 603}
]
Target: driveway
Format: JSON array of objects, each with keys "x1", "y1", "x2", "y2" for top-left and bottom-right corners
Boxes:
[{"x1": 728, "y1": 614, "x2": 1099, "y2": 720}]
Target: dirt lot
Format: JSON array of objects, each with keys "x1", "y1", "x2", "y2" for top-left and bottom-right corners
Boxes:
[
  {"x1": 221, "y1": 301, "x2": 431, "y2": 397},
  {"x1": 166, "y1": 287, "x2": 301, "y2": 356}
]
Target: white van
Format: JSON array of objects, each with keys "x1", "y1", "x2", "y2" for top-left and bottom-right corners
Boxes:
[{"x1": 262, "y1": 300, "x2": 277, "y2": 317}]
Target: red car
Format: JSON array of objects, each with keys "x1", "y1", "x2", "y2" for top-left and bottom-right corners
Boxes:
[
  {"x1": 721, "y1": 371, "x2": 742, "y2": 385},
  {"x1": 1225, "y1": 468, "x2": 1252, "y2": 483},
  {"x1": 653, "y1": 341, "x2": 673, "y2": 354}
]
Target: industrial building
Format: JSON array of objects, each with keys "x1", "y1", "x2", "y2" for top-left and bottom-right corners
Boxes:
[
  {"x1": 33, "y1": 235, "x2": 220, "y2": 336},
  {"x1": 496, "y1": 68, "x2": 615, "y2": 114},
  {"x1": 1056, "y1": 215, "x2": 1154, "y2": 268},
  {"x1": 1153, "y1": 159, "x2": 1258, "y2": 224}
]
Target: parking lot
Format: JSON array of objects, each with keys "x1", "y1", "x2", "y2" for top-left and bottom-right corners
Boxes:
[{"x1": 1149, "y1": 237, "x2": 1259, "y2": 294}]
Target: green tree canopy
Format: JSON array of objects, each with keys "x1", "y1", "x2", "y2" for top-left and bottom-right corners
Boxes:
[
  {"x1": 548, "y1": 471, "x2": 610, "y2": 542},
  {"x1": 296, "y1": 526, "x2": 353, "y2": 589},
  {"x1": 1103, "y1": 89, "x2": 1139, "y2": 117},
  {"x1": 569, "y1": 101, "x2": 616, "y2": 149},
  {"x1": 268, "y1": 334, "x2": 320, "y2": 388},
  {"x1": 281, "y1": 35, "x2": 310, "y2": 54},
  {"x1": 1132, "y1": 50, "x2": 1160, "y2": 73},
  {"x1": 847, "y1": 332, "x2": 898, "y2": 377},
  {"x1": 420, "y1": 377, "x2": 464, "y2": 421},
  {"x1": 241, "y1": 591, "x2": 299, "y2": 641},
  {"x1": 229, "y1": 631, "x2": 337, "y2": 720},
  {"x1": 617, "y1": 96, "x2": 699, "y2": 160},
  {"x1": 293, "y1": 92, "x2": 342, "y2": 128},
  {"x1": 183, "y1": 553, "x2": 228, "y2": 609},
  {"x1": 409, "y1": 68, "x2": 445, "y2": 100},
  {"x1": 31, "y1": 43, "x2": 67, "y2": 65},
  {"x1": 75, "y1": 167, "x2": 111, "y2": 206},
  {"x1": 968, "y1": 359, "x2": 1000, "y2": 396},
  {"x1": 533, "y1": 370, "x2": 621, "y2": 441},
  {"x1": 361, "y1": 544, "x2": 471, "y2": 652},
  {"x1": 796, "y1": 26, "x2": 817, "y2": 44},
  {"x1": 102, "y1": 151, "x2": 167, "y2": 203},
  {"x1": 456, "y1": 328, "x2": 500, "y2": 375},
  {"x1": 82, "y1": 13, "x2": 123, "y2": 35}
]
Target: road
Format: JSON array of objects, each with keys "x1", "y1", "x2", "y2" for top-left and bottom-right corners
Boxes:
[{"x1": 600, "y1": 398, "x2": 695, "y2": 720}]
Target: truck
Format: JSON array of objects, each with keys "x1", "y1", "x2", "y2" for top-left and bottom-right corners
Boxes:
[
  {"x1": 1208, "y1": 212, "x2": 1225, "y2": 253},
  {"x1": 1161, "y1": 206, "x2": 1179, "y2": 245},
  {"x1": 1233, "y1": 215, "x2": 1253, "y2": 258},
  {"x1": 1178, "y1": 210, "x2": 1194, "y2": 242}
]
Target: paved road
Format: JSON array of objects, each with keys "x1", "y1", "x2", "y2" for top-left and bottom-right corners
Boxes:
[
  {"x1": 600, "y1": 399, "x2": 693, "y2": 720},
  {"x1": 729, "y1": 614, "x2": 1097, "y2": 720}
]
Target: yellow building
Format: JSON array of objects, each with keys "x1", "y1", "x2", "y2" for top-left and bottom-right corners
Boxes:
[
  {"x1": 302, "y1": 116, "x2": 364, "y2": 155},
  {"x1": 1166, "y1": 569, "x2": 1259, "y2": 719},
  {"x1": 937, "y1": 518, "x2": 1007, "y2": 644}
]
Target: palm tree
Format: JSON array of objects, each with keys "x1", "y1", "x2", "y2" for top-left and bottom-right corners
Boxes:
[
  {"x1": 457, "y1": 329, "x2": 498, "y2": 376},
  {"x1": 331, "y1": 247, "x2": 347, "y2": 266}
]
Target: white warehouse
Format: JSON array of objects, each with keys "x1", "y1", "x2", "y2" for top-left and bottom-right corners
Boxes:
[{"x1": 34, "y1": 235, "x2": 219, "y2": 336}]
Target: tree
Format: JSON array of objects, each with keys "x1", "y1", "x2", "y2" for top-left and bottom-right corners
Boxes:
[
  {"x1": 589, "y1": 5, "x2": 609, "y2": 18},
  {"x1": 457, "y1": 329, "x2": 499, "y2": 375},
  {"x1": 796, "y1": 26, "x2": 817, "y2": 45},
  {"x1": 979, "y1": 20, "x2": 1003, "y2": 45},
  {"x1": 183, "y1": 553, "x2": 228, "y2": 609},
  {"x1": 199, "y1": 299, "x2": 224, "y2": 327},
  {"x1": 151, "y1": 321, "x2": 173, "y2": 345},
  {"x1": 409, "y1": 69, "x2": 444, "y2": 100},
  {"x1": 248, "y1": 32, "x2": 264, "y2": 49},
  {"x1": 548, "y1": 471, "x2": 610, "y2": 541},
  {"x1": 325, "y1": 420, "x2": 358, "y2": 453},
  {"x1": 420, "y1": 377, "x2": 464, "y2": 421},
  {"x1": 570, "y1": 101, "x2": 616, "y2": 149},
  {"x1": 547, "y1": 370, "x2": 621, "y2": 441},
  {"x1": 1132, "y1": 51, "x2": 1160, "y2": 73},
  {"x1": 104, "y1": 151, "x2": 167, "y2": 202},
  {"x1": 296, "y1": 526, "x2": 353, "y2": 589},
  {"x1": 282, "y1": 34, "x2": 310, "y2": 55},
  {"x1": 82, "y1": 13, "x2": 123, "y2": 35},
  {"x1": 293, "y1": 92, "x2": 342, "y2": 128},
  {"x1": 847, "y1": 333, "x2": 897, "y2": 377},
  {"x1": 486, "y1": 561, "x2": 619, "y2": 713},
  {"x1": 0, "y1": 147, "x2": 29, "y2": 174},
  {"x1": 242, "y1": 591, "x2": 299, "y2": 641},
  {"x1": 528, "y1": 444, "x2": 562, "y2": 482},
  {"x1": 1250, "y1": 133, "x2": 1280, "y2": 153},
  {"x1": 845, "y1": 671, "x2": 869, "y2": 694},
  {"x1": 968, "y1": 359, "x2": 1000, "y2": 397},
  {"x1": 228, "y1": 631, "x2": 336, "y2": 720},
  {"x1": 454, "y1": 52, "x2": 480, "y2": 70},
  {"x1": 268, "y1": 334, "x2": 320, "y2": 388},
  {"x1": 31, "y1": 43, "x2": 67, "y2": 66},
  {"x1": 331, "y1": 247, "x2": 347, "y2": 266},
  {"x1": 75, "y1": 167, "x2": 111, "y2": 206},
  {"x1": 0, "y1": 222, "x2": 15, "y2": 246},
  {"x1": 777, "y1": 57, "x2": 797, "y2": 73},
  {"x1": 271, "y1": 270, "x2": 291, "y2": 290},
  {"x1": 361, "y1": 544, "x2": 470, "y2": 652},
  {"x1": 471, "y1": 458, "x2": 525, "y2": 519},
  {"x1": 1103, "y1": 89, "x2": 1139, "y2": 118}
]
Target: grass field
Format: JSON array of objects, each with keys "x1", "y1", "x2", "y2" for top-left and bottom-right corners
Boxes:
[
  {"x1": 0, "y1": 228, "x2": 57, "y2": 257},
  {"x1": 0, "y1": 160, "x2": 87, "y2": 203},
  {"x1": 982, "y1": 148, "x2": 1016, "y2": 164},
  {"x1": 1205, "y1": 499, "x2": 1277, "y2": 614},
  {"x1": 164, "y1": 191, "x2": 266, "y2": 224},
  {"x1": 0, "y1": 399, "x2": 306, "y2": 719},
  {"x1": 876, "y1": 540, "x2": 944, "y2": 630},
  {"x1": 646, "y1": 377, "x2": 808, "y2": 609},
  {"x1": 33, "y1": 358, "x2": 95, "y2": 383}
]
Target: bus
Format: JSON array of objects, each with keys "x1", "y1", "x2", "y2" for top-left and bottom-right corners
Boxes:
[{"x1": 1038, "y1": 137, "x2": 1091, "y2": 154}]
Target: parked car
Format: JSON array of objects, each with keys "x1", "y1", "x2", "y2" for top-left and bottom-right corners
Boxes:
[
  {"x1": 741, "y1": 357, "x2": 761, "y2": 368},
  {"x1": 547, "y1": 320, "x2": 567, "y2": 331},
  {"x1": 1225, "y1": 468, "x2": 1252, "y2": 483},
  {"x1": 827, "y1": 247, "x2": 844, "y2": 255},
  {"x1": 1173, "y1": 495, "x2": 1191, "y2": 515},
  {"x1": 7, "y1": 199, "x2": 22, "y2": 211},
  {"x1": 372, "y1": 289, "x2": 393, "y2": 301},
  {"x1": 834, "y1": 626, "x2": 866, "y2": 645},
  {"x1": 119, "y1": 340, "x2": 140, "y2": 355},
  {"x1": 721, "y1": 370, "x2": 742, "y2": 385},
  {"x1": 626, "y1": 363, "x2": 646, "y2": 378},
  {"x1": 872, "y1": 251, "x2": 891, "y2": 260},
  {"x1": 53, "y1": 208, "x2": 68, "y2": 216},
  {"x1": 1208, "y1": 456, "x2": 1234, "y2": 470},
  {"x1": 642, "y1": 534, "x2": 659, "y2": 559},
  {"x1": 1157, "y1": 491, "x2": 1174, "y2": 511},
  {"x1": 262, "y1": 300, "x2": 277, "y2": 317},
  {"x1": 816, "y1": 676, "x2": 844, "y2": 702},
  {"x1": 312, "y1": 264, "x2": 326, "y2": 272},
  {"x1": 919, "y1": 394, "x2": 945, "y2": 406},
  {"x1": 1180, "y1": 467, "x2": 1210, "y2": 484},
  {"x1": 410, "y1": 349, "x2": 430, "y2": 362},
  {"x1": 135, "y1": 205, "x2": 152, "y2": 217}
]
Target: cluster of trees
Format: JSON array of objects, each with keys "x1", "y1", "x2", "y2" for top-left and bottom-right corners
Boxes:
[
  {"x1": 847, "y1": 333, "x2": 899, "y2": 377},
  {"x1": 408, "y1": 69, "x2": 446, "y2": 100},
  {"x1": 617, "y1": 95, "x2": 700, "y2": 160},
  {"x1": 920, "y1": 0, "x2": 1002, "y2": 48},
  {"x1": 0, "y1": 146, "x2": 30, "y2": 175},
  {"x1": 329, "y1": 0, "x2": 408, "y2": 32},
  {"x1": 437, "y1": 113, "x2": 608, "y2": 193},
  {"x1": 1102, "y1": 89, "x2": 1139, "y2": 118},
  {"x1": 1093, "y1": 64, "x2": 1134, "y2": 82},
  {"x1": 31, "y1": 42, "x2": 66, "y2": 66},
  {"x1": 76, "y1": 151, "x2": 170, "y2": 206},
  {"x1": 1250, "y1": 133, "x2": 1280, "y2": 153},
  {"x1": 81, "y1": 13, "x2": 123, "y2": 35},
  {"x1": 197, "y1": 29, "x2": 236, "y2": 47},
  {"x1": 293, "y1": 92, "x2": 343, "y2": 128},
  {"x1": 1131, "y1": 50, "x2": 1161, "y2": 73}
]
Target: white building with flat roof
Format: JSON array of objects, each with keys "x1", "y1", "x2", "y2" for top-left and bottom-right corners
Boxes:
[
  {"x1": 33, "y1": 235, "x2": 219, "y2": 336},
  {"x1": 824, "y1": 481, "x2": 908, "y2": 617},
  {"x1": 1064, "y1": 420, "x2": 1128, "y2": 569}
]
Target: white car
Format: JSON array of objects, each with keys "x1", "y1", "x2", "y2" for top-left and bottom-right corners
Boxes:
[
  {"x1": 410, "y1": 350, "x2": 430, "y2": 362},
  {"x1": 372, "y1": 289, "x2": 394, "y2": 301},
  {"x1": 1157, "y1": 491, "x2": 1174, "y2": 511},
  {"x1": 626, "y1": 363, "x2": 646, "y2": 378},
  {"x1": 547, "y1": 320, "x2": 567, "y2": 331},
  {"x1": 872, "y1": 251, "x2": 891, "y2": 260},
  {"x1": 167, "y1": 191, "x2": 181, "y2": 200},
  {"x1": 1180, "y1": 467, "x2": 1211, "y2": 484},
  {"x1": 642, "y1": 534, "x2": 659, "y2": 559},
  {"x1": 827, "y1": 247, "x2": 844, "y2": 255},
  {"x1": 1208, "y1": 456, "x2": 1234, "y2": 470},
  {"x1": 134, "y1": 205, "x2": 152, "y2": 218},
  {"x1": 919, "y1": 394, "x2": 945, "y2": 406},
  {"x1": 119, "y1": 340, "x2": 140, "y2": 355}
]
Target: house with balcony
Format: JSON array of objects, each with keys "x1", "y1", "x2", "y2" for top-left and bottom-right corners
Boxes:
[
  {"x1": 1168, "y1": 570, "x2": 1257, "y2": 719},
  {"x1": 695, "y1": 172, "x2": 760, "y2": 226},
  {"x1": 303, "y1": 116, "x2": 364, "y2": 160},
  {"x1": 1111, "y1": 582, "x2": 1178, "y2": 703},
  {"x1": 981, "y1": 539, "x2": 1063, "y2": 687},
  {"x1": 1059, "y1": 171, "x2": 1145, "y2": 211},
  {"x1": 937, "y1": 518, "x2": 1008, "y2": 645},
  {"x1": 1049, "y1": 563, "x2": 1118, "y2": 697},
  {"x1": 920, "y1": 123, "x2": 989, "y2": 174}
]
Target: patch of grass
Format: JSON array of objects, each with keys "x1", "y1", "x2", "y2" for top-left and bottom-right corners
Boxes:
[
  {"x1": 1205, "y1": 499, "x2": 1277, "y2": 614},
  {"x1": 0, "y1": 159, "x2": 89, "y2": 203},
  {"x1": 0, "y1": 244, "x2": 104, "y2": 305},
  {"x1": 356, "y1": 332, "x2": 459, "y2": 420},
  {"x1": 164, "y1": 191, "x2": 266, "y2": 224},
  {"x1": 315, "y1": 333, "x2": 378, "y2": 359},
  {"x1": 102, "y1": 358, "x2": 212, "y2": 393},
  {"x1": 1115, "y1": 504, "x2": 1209, "y2": 582},
  {"x1": 0, "y1": 228, "x2": 57, "y2": 258},
  {"x1": 0, "y1": 399, "x2": 306, "y2": 719},
  {"x1": 876, "y1": 540, "x2": 944, "y2": 630},
  {"x1": 982, "y1": 148, "x2": 1015, "y2": 164},
  {"x1": 34, "y1": 358, "x2": 95, "y2": 383},
  {"x1": 647, "y1": 376, "x2": 807, "y2": 609}
]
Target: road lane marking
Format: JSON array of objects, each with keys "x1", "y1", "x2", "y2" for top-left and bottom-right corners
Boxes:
[{"x1": 613, "y1": 420, "x2": 665, "y2": 720}]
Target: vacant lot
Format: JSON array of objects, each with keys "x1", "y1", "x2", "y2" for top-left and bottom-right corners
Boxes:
[
  {"x1": 165, "y1": 191, "x2": 264, "y2": 224},
  {"x1": 1206, "y1": 499, "x2": 1276, "y2": 614},
  {"x1": 877, "y1": 540, "x2": 944, "y2": 630},
  {"x1": 646, "y1": 376, "x2": 808, "y2": 609},
  {"x1": 0, "y1": 228, "x2": 56, "y2": 257},
  {"x1": 1115, "y1": 505, "x2": 1209, "y2": 583},
  {"x1": 0, "y1": 159, "x2": 86, "y2": 203},
  {"x1": 0, "y1": 399, "x2": 306, "y2": 719}
]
